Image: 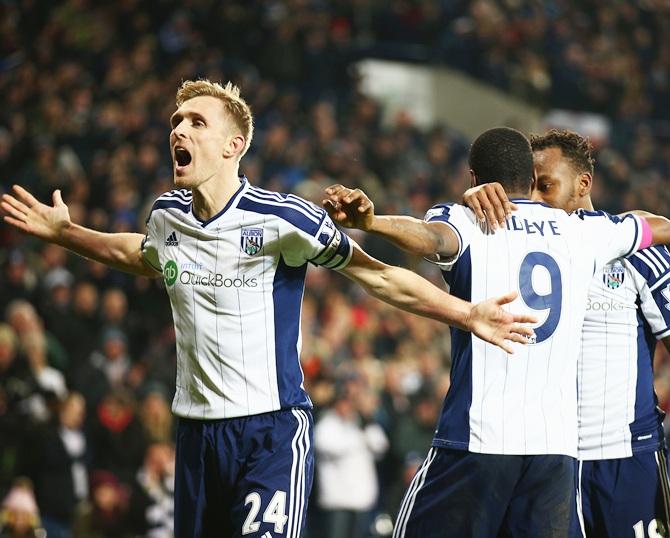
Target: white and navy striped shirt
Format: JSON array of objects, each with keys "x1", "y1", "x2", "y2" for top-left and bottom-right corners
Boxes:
[
  {"x1": 579, "y1": 245, "x2": 670, "y2": 460},
  {"x1": 141, "y1": 178, "x2": 353, "y2": 419},
  {"x1": 425, "y1": 201, "x2": 644, "y2": 457}
]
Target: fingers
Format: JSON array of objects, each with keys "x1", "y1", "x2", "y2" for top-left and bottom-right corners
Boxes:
[
  {"x1": 342, "y1": 188, "x2": 368, "y2": 205},
  {"x1": 11, "y1": 184, "x2": 39, "y2": 207},
  {"x1": 509, "y1": 323, "x2": 536, "y2": 337},
  {"x1": 495, "y1": 338, "x2": 515, "y2": 355},
  {"x1": 325, "y1": 184, "x2": 344, "y2": 194},
  {"x1": 511, "y1": 313, "x2": 539, "y2": 324},
  {"x1": 508, "y1": 332, "x2": 532, "y2": 344},
  {"x1": 467, "y1": 194, "x2": 486, "y2": 223},
  {"x1": 495, "y1": 290, "x2": 518, "y2": 306},
  {"x1": 357, "y1": 199, "x2": 372, "y2": 213},
  {"x1": 3, "y1": 214, "x2": 29, "y2": 233},
  {"x1": 322, "y1": 199, "x2": 348, "y2": 223},
  {"x1": 492, "y1": 183, "x2": 511, "y2": 224},
  {"x1": 325, "y1": 184, "x2": 350, "y2": 200},
  {"x1": 1, "y1": 194, "x2": 29, "y2": 220},
  {"x1": 322, "y1": 199, "x2": 337, "y2": 212},
  {"x1": 53, "y1": 189, "x2": 64, "y2": 206}
]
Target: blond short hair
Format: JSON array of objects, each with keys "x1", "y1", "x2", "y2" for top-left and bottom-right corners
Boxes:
[{"x1": 176, "y1": 79, "x2": 254, "y2": 158}]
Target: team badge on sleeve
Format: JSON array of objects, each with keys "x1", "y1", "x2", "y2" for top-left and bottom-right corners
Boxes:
[
  {"x1": 603, "y1": 262, "x2": 625, "y2": 289},
  {"x1": 241, "y1": 227, "x2": 264, "y2": 255}
]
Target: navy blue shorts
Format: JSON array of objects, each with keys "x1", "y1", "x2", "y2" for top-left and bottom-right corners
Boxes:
[
  {"x1": 393, "y1": 447, "x2": 576, "y2": 538},
  {"x1": 174, "y1": 408, "x2": 313, "y2": 538},
  {"x1": 571, "y1": 449, "x2": 670, "y2": 538}
]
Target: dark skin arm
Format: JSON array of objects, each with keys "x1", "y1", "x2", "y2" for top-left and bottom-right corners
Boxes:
[{"x1": 323, "y1": 184, "x2": 459, "y2": 259}]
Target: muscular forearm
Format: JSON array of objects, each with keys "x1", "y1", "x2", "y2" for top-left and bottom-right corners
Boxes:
[
  {"x1": 368, "y1": 215, "x2": 453, "y2": 257},
  {"x1": 348, "y1": 262, "x2": 471, "y2": 330},
  {"x1": 647, "y1": 215, "x2": 670, "y2": 246},
  {"x1": 58, "y1": 224, "x2": 157, "y2": 276}
]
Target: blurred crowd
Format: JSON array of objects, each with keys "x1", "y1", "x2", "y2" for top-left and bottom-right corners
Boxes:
[{"x1": 0, "y1": 0, "x2": 669, "y2": 536}]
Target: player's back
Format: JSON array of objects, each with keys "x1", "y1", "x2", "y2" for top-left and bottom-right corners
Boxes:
[{"x1": 424, "y1": 200, "x2": 644, "y2": 457}]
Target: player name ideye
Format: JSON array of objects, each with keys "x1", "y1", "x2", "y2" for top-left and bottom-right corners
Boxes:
[{"x1": 505, "y1": 216, "x2": 560, "y2": 236}]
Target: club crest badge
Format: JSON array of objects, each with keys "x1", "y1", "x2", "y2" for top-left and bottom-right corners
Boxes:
[
  {"x1": 603, "y1": 263, "x2": 625, "y2": 289},
  {"x1": 241, "y1": 227, "x2": 263, "y2": 256}
]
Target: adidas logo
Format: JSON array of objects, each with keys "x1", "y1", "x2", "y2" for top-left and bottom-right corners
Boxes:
[
  {"x1": 261, "y1": 533, "x2": 273, "y2": 538},
  {"x1": 165, "y1": 231, "x2": 179, "y2": 246}
]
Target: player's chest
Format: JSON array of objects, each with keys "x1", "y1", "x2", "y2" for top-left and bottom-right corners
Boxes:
[
  {"x1": 158, "y1": 223, "x2": 280, "y2": 291},
  {"x1": 584, "y1": 261, "x2": 638, "y2": 320}
]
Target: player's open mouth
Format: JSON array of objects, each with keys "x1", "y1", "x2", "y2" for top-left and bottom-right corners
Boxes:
[{"x1": 174, "y1": 147, "x2": 192, "y2": 168}]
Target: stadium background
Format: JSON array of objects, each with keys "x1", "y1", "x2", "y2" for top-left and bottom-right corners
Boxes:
[{"x1": 0, "y1": 0, "x2": 669, "y2": 536}]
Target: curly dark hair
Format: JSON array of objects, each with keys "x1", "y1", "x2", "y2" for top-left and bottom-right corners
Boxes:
[{"x1": 530, "y1": 129, "x2": 595, "y2": 175}]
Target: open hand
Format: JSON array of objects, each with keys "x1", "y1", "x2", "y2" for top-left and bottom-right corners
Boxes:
[
  {"x1": 2, "y1": 185, "x2": 71, "y2": 243},
  {"x1": 466, "y1": 291, "x2": 537, "y2": 354}
]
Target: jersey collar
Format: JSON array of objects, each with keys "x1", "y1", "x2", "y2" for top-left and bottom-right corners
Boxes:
[
  {"x1": 510, "y1": 198, "x2": 553, "y2": 208},
  {"x1": 192, "y1": 175, "x2": 249, "y2": 228}
]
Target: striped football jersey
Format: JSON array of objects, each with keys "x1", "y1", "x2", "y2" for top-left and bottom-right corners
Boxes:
[
  {"x1": 578, "y1": 245, "x2": 670, "y2": 460},
  {"x1": 141, "y1": 177, "x2": 353, "y2": 419},
  {"x1": 424, "y1": 200, "x2": 644, "y2": 457}
]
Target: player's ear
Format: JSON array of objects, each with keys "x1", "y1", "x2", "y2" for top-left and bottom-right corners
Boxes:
[
  {"x1": 469, "y1": 170, "x2": 477, "y2": 188},
  {"x1": 578, "y1": 172, "x2": 592, "y2": 197},
  {"x1": 223, "y1": 134, "x2": 245, "y2": 159}
]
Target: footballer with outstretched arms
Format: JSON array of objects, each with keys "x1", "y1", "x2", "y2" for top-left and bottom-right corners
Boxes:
[{"x1": 1, "y1": 81, "x2": 537, "y2": 538}]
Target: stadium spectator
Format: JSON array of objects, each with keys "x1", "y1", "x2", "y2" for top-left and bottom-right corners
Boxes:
[
  {"x1": 0, "y1": 478, "x2": 44, "y2": 538},
  {"x1": 72, "y1": 470, "x2": 132, "y2": 538},
  {"x1": 314, "y1": 377, "x2": 389, "y2": 538},
  {"x1": 128, "y1": 442, "x2": 175, "y2": 538},
  {"x1": 22, "y1": 393, "x2": 87, "y2": 538},
  {"x1": 88, "y1": 390, "x2": 146, "y2": 486}
]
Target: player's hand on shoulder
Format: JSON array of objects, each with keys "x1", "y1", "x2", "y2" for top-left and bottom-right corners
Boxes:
[
  {"x1": 467, "y1": 291, "x2": 537, "y2": 354},
  {"x1": 322, "y1": 184, "x2": 375, "y2": 231},
  {"x1": 462, "y1": 182, "x2": 516, "y2": 230},
  {"x1": 2, "y1": 185, "x2": 72, "y2": 242}
]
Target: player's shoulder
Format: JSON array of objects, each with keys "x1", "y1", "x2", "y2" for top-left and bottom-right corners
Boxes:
[
  {"x1": 627, "y1": 245, "x2": 670, "y2": 282},
  {"x1": 237, "y1": 184, "x2": 326, "y2": 234},
  {"x1": 424, "y1": 202, "x2": 478, "y2": 224},
  {"x1": 146, "y1": 189, "x2": 192, "y2": 221},
  {"x1": 571, "y1": 208, "x2": 628, "y2": 223}
]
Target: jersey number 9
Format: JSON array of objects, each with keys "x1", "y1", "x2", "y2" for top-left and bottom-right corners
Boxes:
[{"x1": 518, "y1": 252, "x2": 563, "y2": 343}]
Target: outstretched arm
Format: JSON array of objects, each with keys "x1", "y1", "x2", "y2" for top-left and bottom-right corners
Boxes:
[
  {"x1": 323, "y1": 184, "x2": 459, "y2": 259},
  {"x1": 338, "y1": 244, "x2": 536, "y2": 354},
  {"x1": 2, "y1": 185, "x2": 159, "y2": 277}
]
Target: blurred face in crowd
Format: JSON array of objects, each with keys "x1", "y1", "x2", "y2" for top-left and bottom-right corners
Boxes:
[
  {"x1": 531, "y1": 147, "x2": 590, "y2": 212},
  {"x1": 101, "y1": 288, "x2": 127, "y2": 322},
  {"x1": 60, "y1": 393, "x2": 86, "y2": 430},
  {"x1": 169, "y1": 95, "x2": 243, "y2": 190}
]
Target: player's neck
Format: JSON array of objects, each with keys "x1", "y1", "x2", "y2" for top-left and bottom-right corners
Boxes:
[
  {"x1": 577, "y1": 196, "x2": 595, "y2": 211},
  {"x1": 191, "y1": 167, "x2": 242, "y2": 221},
  {"x1": 507, "y1": 190, "x2": 531, "y2": 200}
]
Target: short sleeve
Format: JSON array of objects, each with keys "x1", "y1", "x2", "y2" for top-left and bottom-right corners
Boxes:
[
  {"x1": 141, "y1": 213, "x2": 162, "y2": 273},
  {"x1": 281, "y1": 206, "x2": 354, "y2": 270},
  {"x1": 629, "y1": 246, "x2": 670, "y2": 339},
  {"x1": 575, "y1": 210, "x2": 643, "y2": 268},
  {"x1": 423, "y1": 203, "x2": 476, "y2": 267}
]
